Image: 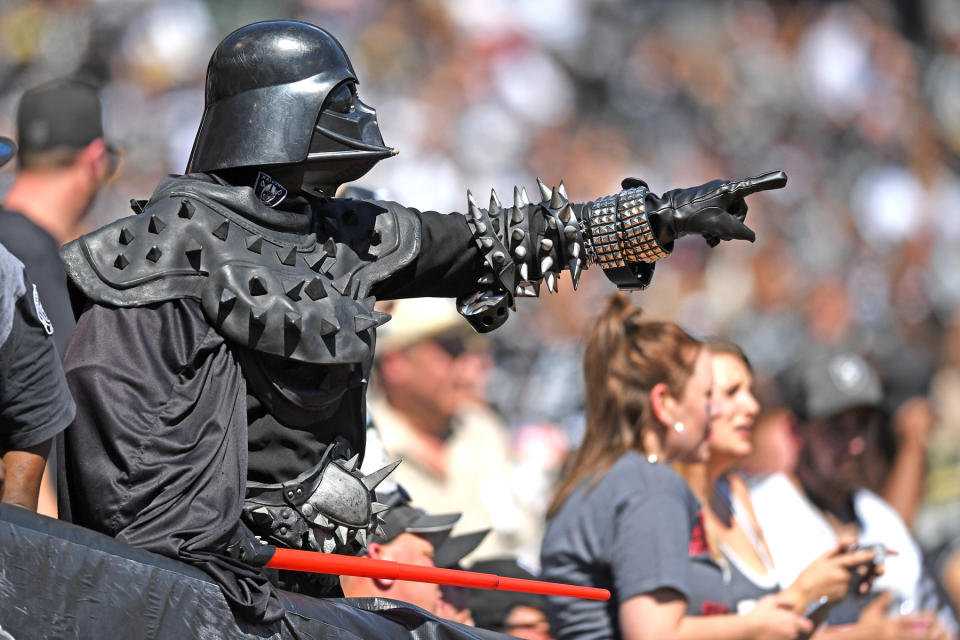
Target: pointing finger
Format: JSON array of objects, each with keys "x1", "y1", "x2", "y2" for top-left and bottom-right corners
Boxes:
[{"x1": 729, "y1": 170, "x2": 788, "y2": 197}]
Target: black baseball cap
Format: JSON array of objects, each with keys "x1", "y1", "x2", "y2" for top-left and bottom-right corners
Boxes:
[
  {"x1": 467, "y1": 558, "x2": 547, "y2": 631},
  {"x1": 434, "y1": 529, "x2": 490, "y2": 570},
  {"x1": 0, "y1": 137, "x2": 16, "y2": 168},
  {"x1": 779, "y1": 351, "x2": 883, "y2": 421},
  {"x1": 16, "y1": 79, "x2": 119, "y2": 171},
  {"x1": 371, "y1": 502, "x2": 461, "y2": 547}
]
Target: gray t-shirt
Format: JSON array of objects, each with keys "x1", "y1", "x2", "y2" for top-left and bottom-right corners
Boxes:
[{"x1": 540, "y1": 451, "x2": 700, "y2": 640}]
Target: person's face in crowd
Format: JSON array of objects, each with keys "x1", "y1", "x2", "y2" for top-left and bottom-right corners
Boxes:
[
  {"x1": 708, "y1": 353, "x2": 760, "y2": 463},
  {"x1": 501, "y1": 604, "x2": 553, "y2": 640},
  {"x1": 741, "y1": 409, "x2": 801, "y2": 477},
  {"x1": 800, "y1": 407, "x2": 881, "y2": 495},
  {"x1": 383, "y1": 332, "x2": 462, "y2": 424},
  {"x1": 663, "y1": 347, "x2": 714, "y2": 463},
  {"x1": 372, "y1": 533, "x2": 442, "y2": 613}
]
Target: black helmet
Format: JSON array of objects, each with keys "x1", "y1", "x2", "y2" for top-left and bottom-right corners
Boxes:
[{"x1": 187, "y1": 20, "x2": 394, "y2": 194}]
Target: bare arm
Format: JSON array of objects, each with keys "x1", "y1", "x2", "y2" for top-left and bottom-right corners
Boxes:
[
  {"x1": 619, "y1": 589, "x2": 812, "y2": 640},
  {"x1": 881, "y1": 397, "x2": 932, "y2": 529},
  {"x1": 1, "y1": 440, "x2": 51, "y2": 511}
]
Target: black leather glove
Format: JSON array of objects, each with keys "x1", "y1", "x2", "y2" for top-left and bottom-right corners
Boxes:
[{"x1": 624, "y1": 171, "x2": 787, "y2": 248}]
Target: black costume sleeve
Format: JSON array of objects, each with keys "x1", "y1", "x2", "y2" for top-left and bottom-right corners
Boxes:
[
  {"x1": 371, "y1": 209, "x2": 484, "y2": 300},
  {"x1": 59, "y1": 299, "x2": 284, "y2": 623},
  {"x1": 0, "y1": 262, "x2": 75, "y2": 452}
]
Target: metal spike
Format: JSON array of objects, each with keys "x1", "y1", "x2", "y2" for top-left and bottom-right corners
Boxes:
[
  {"x1": 362, "y1": 459, "x2": 402, "y2": 491},
  {"x1": 277, "y1": 245, "x2": 297, "y2": 266},
  {"x1": 571, "y1": 259, "x2": 582, "y2": 290},
  {"x1": 489, "y1": 189, "x2": 502, "y2": 214},
  {"x1": 550, "y1": 187, "x2": 563, "y2": 209},
  {"x1": 285, "y1": 311, "x2": 302, "y2": 334},
  {"x1": 249, "y1": 309, "x2": 267, "y2": 331},
  {"x1": 245, "y1": 235, "x2": 263, "y2": 254},
  {"x1": 546, "y1": 216, "x2": 557, "y2": 229},
  {"x1": 564, "y1": 224, "x2": 578, "y2": 239},
  {"x1": 520, "y1": 187, "x2": 530, "y2": 205},
  {"x1": 513, "y1": 186, "x2": 524, "y2": 211},
  {"x1": 212, "y1": 220, "x2": 230, "y2": 241},
  {"x1": 541, "y1": 256, "x2": 554, "y2": 273},
  {"x1": 374, "y1": 524, "x2": 386, "y2": 539},
  {"x1": 324, "y1": 238, "x2": 338, "y2": 258},
  {"x1": 516, "y1": 282, "x2": 538, "y2": 297},
  {"x1": 569, "y1": 242, "x2": 581, "y2": 257},
  {"x1": 304, "y1": 277, "x2": 327, "y2": 301},
  {"x1": 492, "y1": 251, "x2": 505, "y2": 264},
  {"x1": 559, "y1": 204, "x2": 572, "y2": 223},
  {"x1": 118, "y1": 227, "x2": 135, "y2": 245},
  {"x1": 334, "y1": 526, "x2": 348, "y2": 546},
  {"x1": 540, "y1": 238, "x2": 554, "y2": 252},
  {"x1": 284, "y1": 279, "x2": 305, "y2": 301},
  {"x1": 185, "y1": 242, "x2": 202, "y2": 269},
  {"x1": 313, "y1": 513, "x2": 331, "y2": 529},
  {"x1": 558, "y1": 181, "x2": 568, "y2": 200},
  {"x1": 519, "y1": 263, "x2": 529, "y2": 281},
  {"x1": 537, "y1": 177, "x2": 551, "y2": 202},
  {"x1": 372, "y1": 310, "x2": 391, "y2": 327},
  {"x1": 355, "y1": 314, "x2": 378, "y2": 333},
  {"x1": 355, "y1": 528, "x2": 367, "y2": 548},
  {"x1": 219, "y1": 290, "x2": 236, "y2": 315},
  {"x1": 178, "y1": 200, "x2": 195, "y2": 219},
  {"x1": 248, "y1": 276, "x2": 267, "y2": 296},
  {"x1": 319, "y1": 318, "x2": 339, "y2": 336},
  {"x1": 148, "y1": 215, "x2": 166, "y2": 234},
  {"x1": 511, "y1": 228, "x2": 525, "y2": 242},
  {"x1": 480, "y1": 236, "x2": 494, "y2": 249},
  {"x1": 145, "y1": 246, "x2": 162, "y2": 263},
  {"x1": 475, "y1": 221, "x2": 487, "y2": 235},
  {"x1": 371, "y1": 502, "x2": 390, "y2": 515},
  {"x1": 467, "y1": 190, "x2": 480, "y2": 211},
  {"x1": 331, "y1": 273, "x2": 353, "y2": 296},
  {"x1": 306, "y1": 254, "x2": 325, "y2": 272},
  {"x1": 113, "y1": 254, "x2": 129, "y2": 270},
  {"x1": 478, "y1": 273, "x2": 495, "y2": 285},
  {"x1": 345, "y1": 453, "x2": 360, "y2": 471},
  {"x1": 514, "y1": 245, "x2": 527, "y2": 259},
  {"x1": 546, "y1": 272, "x2": 557, "y2": 292}
]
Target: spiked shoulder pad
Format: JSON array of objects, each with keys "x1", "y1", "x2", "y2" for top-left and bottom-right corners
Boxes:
[{"x1": 60, "y1": 193, "x2": 419, "y2": 364}]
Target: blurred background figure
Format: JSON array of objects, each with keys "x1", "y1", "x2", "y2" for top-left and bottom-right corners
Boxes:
[
  {"x1": 1, "y1": 78, "x2": 118, "y2": 356},
  {"x1": 339, "y1": 491, "x2": 461, "y2": 615},
  {"x1": 750, "y1": 351, "x2": 956, "y2": 634},
  {"x1": 370, "y1": 297, "x2": 542, "y2": 564},
  {"x1": 468, "y1": 558, "x2": 553, "y2": 640}
]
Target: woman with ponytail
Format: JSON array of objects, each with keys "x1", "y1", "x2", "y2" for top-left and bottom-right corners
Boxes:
[{"x1": 540, "y1": 294, "x2": 813, "y2": 640}]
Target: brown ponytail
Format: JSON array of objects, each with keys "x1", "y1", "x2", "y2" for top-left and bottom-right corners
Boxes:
[{"x1": 547, "y1": 292, "x2": 702, "y2": 519}]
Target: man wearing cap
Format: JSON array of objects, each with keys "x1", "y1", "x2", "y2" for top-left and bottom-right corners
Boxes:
[
  {"x1": 1, "y1": 78, "x2": 118, "y2": 357},
  {"x1": 371, "y1": 297, "x2": 538, "y2": 561},
  {"x1": 0, "y1": 136, "x2": 76, "y2": 512},
  {"x1": 749, "y1": 352, "x2": 955, "y2": 634},
  {"x1": 340, "y1": 492, "x2": 462, "y2": 614}
]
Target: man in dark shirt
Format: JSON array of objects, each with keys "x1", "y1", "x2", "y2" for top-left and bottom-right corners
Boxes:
[
  {"x1": 1, "y1": 78, "x2": 118, "y2": 357},
  {"x1": 0, "y1": 136, "x2": 76, "y2": 511}
]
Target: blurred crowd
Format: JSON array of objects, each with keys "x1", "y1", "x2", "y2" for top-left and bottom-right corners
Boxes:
[{"x1": 4, "y1": 0, "x2": 960, "y2": 636}]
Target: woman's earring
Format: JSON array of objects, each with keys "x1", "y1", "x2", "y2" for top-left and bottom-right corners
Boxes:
[
  {"x1": 673, "y1": 422, "x2": 685, "y2": 433},
  {"x1": 646, "y1": 453, "x2": 659, "y2": 464}
]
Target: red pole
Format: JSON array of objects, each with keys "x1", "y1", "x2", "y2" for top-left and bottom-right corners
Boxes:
[{"x1": 264, "y1": 547, "x2": 610, "y2": 601}]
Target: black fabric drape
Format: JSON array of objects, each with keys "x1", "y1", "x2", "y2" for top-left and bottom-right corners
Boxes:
[{"x1": 59, "y1": 299, "x2": 285, "y2": 622}]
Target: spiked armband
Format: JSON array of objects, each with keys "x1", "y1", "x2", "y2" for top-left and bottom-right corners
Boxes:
[
  {"x1": 241, "y1": 438, "x2": 398, "y2": 555},
  {"x1": 457, "y1": 179, "x2": 670, "y2": 332}
]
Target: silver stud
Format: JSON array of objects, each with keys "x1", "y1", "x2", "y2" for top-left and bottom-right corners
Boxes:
[
  {"x1": 519, "y1": 263, "x2": 529, "y2": 280},
  {"x1": 559, "y1": 204, "x2": 572, "y2": 223},
  {"x1": 541, "y1": 256, "x2": 554, "y2": 273},
  {"x1": 540, "y1": 238, "x2": 554, "y2": 252},
  {"x1": 493, "y1": 251, "x2": 505, "y2": 264},
  {"x1": 511, "y1": 228, "x2": 525, "y2": 242},
  {"x1": 480, "y1": 237, "x2": 494, "y2": 249},
  {"x1": 550, "y1": 187, "x2": 563, "y2": 209},
  {"x1": 558, "y1": 181, "x2": 568, "y2": 200},
  {"x1": 569, "y1": 243, "x2": 581, "y2": 257},
  {"x1": 489, "y1": 189, "x2": 502, "y2": 214},
  {"x1": 514, "y1": 245, "x2": 527, "y2": 259},
  {"x1": 520, "y1": 187, "x2": 530, "y2": 205}
]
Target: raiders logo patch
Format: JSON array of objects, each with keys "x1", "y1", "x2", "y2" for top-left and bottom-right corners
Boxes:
[
  {"x1": 33, "y1": 284, "x2": 54, "y2": 335},
  {"x1": 255, "y1": 171, "x2": 288, "y2": 208}
]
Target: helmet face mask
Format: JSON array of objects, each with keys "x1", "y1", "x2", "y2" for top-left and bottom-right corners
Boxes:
[{"x1": 187, "y1": 21, "x2": 396, "y2": 196}]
